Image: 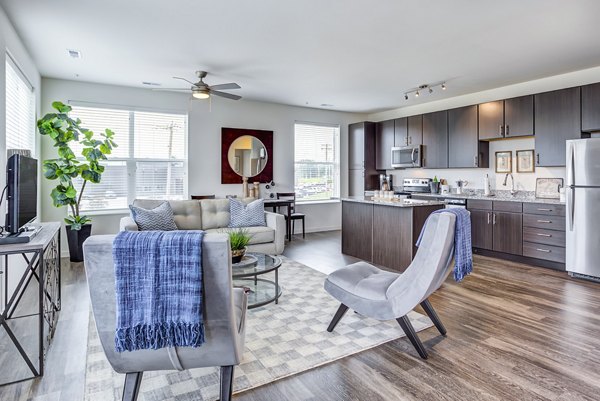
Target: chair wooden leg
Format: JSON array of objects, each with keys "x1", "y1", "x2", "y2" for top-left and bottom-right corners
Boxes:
[
  {"x1": 302, "y1": 217, "x2": 305, "y2": 238},
  {"x1": 396, "y1": 315, "x2": 428, "y2": 359},
  {"x1": 122, "y1": 372, "x2": 143, "y2": 401},
  {"x1": 292, "y1": 220, "x2": 295, "y2": 238},
  {"x1": 220, "y1": 365, "x2": 234, "y2": 401},
  {"x1": 327, "y1": 303, "x2": 349, "y2": 332},
  {"x1": 420, "y1": 299, "x2": 447, "y2": 336}
]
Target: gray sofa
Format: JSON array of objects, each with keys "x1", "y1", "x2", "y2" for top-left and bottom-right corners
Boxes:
[{"x1": 120, "y1": 198, "x2": 286, "y2": 255}]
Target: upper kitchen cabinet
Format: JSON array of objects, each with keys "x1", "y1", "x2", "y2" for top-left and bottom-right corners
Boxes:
[
  {"x1": 535, "y1": 87, "x2": 581, "y2": 167},
  {"x1": 422, "y1": 110, "x2": 448, "y2": 168},
  {"x1": 478, "y1": 95, "x2": 533, "y2": 140},
  {"x1": 407, "y1": 115, "x2": 423, "y2": 146},
  {"x1": 375, "y1": 119, "x2": 395, "y2": 170},
  {"x1": 349, "y1": 121, "x2": 379, "y2": 194},
  {"x1": 393, "y1": 117, "x2": 408, "y2": 146},
  {"x1": 582, "y1": 82, "x2": 600, "y2": 132},
  {"x1": 448, "y1": 105, "x2": 489, "y2": 168}
]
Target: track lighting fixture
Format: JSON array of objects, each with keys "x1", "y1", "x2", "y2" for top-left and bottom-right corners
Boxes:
[{"x1": 403, "y1": 82, "x2": 447, "y2": 101}]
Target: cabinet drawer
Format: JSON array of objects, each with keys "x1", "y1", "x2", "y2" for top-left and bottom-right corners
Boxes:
[
  {"x1": 523, "y1": 241, "x2": 566, "y2": 263},
  {"x1": 493, "y1": 201, "x2": 522, "y2": 213},
  {"x1": 523, "y1": 214, "x2": 565, "y2": 231},
  {"x1": 523, "y1": 203, "x2": 565, "y2": 216},
  {"x1": 523, "y1": 227, "x2": 565, "y2": 247},
  {"x1": 467, "y1": 199, "x2": 492, "y2": 210}
]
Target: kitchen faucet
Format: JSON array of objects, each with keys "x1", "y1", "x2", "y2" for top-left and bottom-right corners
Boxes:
[{"x1": 503, "y1": 173, "x2": 517, "y2": 196}]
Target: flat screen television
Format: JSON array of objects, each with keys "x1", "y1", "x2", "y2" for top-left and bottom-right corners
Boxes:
[{"x1": 6, "y1": 154, "x2": 37, "y2": 234}]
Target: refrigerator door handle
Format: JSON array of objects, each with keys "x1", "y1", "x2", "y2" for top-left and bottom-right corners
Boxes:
[
  {"x1": 568, "y1": 142, "x2": 575, "y2": 187},
  {"x1": 568, "y1": 186, "x2": 574, "y2": 231}
]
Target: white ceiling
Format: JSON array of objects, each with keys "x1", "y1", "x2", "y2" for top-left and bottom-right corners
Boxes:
[{"x1": 2, "y1": 0, "x2": 600, "y2": 113}]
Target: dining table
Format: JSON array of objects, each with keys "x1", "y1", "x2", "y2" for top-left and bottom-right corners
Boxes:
[{"x1": 263, "y1": 198, "x2": 294, "y2": 241}]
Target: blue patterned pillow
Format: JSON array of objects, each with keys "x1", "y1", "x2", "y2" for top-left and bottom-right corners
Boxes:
[
  {"x1": 129, "y1": 201, "x2": 178, "y2": 231},
  {"x1": 229, "y1": 198, "x2": 266, "y2": 228}
]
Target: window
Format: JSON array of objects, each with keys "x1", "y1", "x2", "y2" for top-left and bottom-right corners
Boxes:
[
  {"x1": 294, "y1": 122, "x2": 340, "y2": 201},
  {"x1": 69, "y1": 105, "x2": 187, "y2": 212},
  {"x1": 5, "y1": 55, "x2": 35, "y2": 155}
]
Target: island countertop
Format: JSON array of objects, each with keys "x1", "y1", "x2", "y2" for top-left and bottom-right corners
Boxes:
[{"x1": 342, "y1": 196, "x2": 446, "y2": 208}]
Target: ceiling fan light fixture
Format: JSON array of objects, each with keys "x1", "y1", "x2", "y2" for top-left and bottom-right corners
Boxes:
[{"x1": 192, "y1": 89, "x2": 210, "y2": 99}]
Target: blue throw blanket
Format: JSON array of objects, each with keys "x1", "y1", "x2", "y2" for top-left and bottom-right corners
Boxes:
[
  {"x1": 416, "y1": 208, "x2": 473, "y2": 282},
  {"x1": 113, "y1": 230, "x2": 205, "y2": 352}
]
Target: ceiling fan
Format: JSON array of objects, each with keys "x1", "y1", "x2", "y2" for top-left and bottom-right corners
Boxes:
[{"x1": 156, "y1": 71, "x2": 241, "y2": 100}]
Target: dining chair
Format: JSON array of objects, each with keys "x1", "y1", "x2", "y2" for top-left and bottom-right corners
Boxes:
[{"x1": 276, "y1": 192, "x2": 305, "y2": 238}]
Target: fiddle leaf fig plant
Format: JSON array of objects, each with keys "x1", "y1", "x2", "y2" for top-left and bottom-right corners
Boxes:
[{"x1": 37, "y1": 101, "x2": 117, "y2": 230}]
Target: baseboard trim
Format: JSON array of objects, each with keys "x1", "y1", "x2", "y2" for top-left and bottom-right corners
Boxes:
[{"x1": 298, "y1": 225, "x2": 340, "y2": 234}]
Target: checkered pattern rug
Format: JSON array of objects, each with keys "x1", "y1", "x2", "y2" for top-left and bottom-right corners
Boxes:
[{"x1": 84, "y1": 257, "x2": 433, "y2": 401}]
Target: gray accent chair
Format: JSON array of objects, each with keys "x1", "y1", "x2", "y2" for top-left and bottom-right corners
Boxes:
[
  {"x1": 324, "y1": 212, "x2": 456, "y2": 359},
  {"x1": 121, "y1": 198, "x2": 286, "y2": 255},
  {"x1": 83, "y1": 233, "x2": 247, "y2": 401}
]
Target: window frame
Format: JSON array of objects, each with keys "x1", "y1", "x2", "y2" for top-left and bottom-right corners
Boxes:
[
  {"x1": 293, "y1": 121, "x2": 341, "y2": 203},
  {"x1": 69, "y1": 102, "x2": 188, "y2": 213}
]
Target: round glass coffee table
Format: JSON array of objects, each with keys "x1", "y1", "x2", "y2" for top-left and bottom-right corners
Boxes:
[{"x1": 232, "y1": 253, "x2": 282, "y2": 309}]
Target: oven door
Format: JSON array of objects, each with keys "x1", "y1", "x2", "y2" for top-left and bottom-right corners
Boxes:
[{"x1": 391, "y1": 146, "x2": 422, "y2": 168}]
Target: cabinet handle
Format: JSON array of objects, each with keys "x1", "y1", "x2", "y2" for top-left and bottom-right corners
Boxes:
[
  {"x1": 536, "y1": 153, "x2": 540, "y2": 165},
  {"x1": 499, "y1": 125, "x2": 504, "y2": 137},
  {"x1": 537, "y1": 208, "x2": 552, "y2": 211},
  {"x1": 493, "y1": 213, "x2": 496, "y2": 225},
  {"x1": 487, "y1": 212, "x2": 491, "y2": 224},
  {"x1": 505, "y1": 124, "x2": 509, "y2": 136},
  {"x1": 537, "y1": 220, "x2": 552, "y2": 223},
  {"x1": 408, "y1": 136, "x2": 412, "y2": 145},
  {"x1": 474, "y1": 155, "x2": 478, "y2": 167},
  {"x1": 536, "y1": 248, "x2": 551, "y2": 253},
  {"x1": 536, "y1": 233, "x2": 552, "y2": 237}
]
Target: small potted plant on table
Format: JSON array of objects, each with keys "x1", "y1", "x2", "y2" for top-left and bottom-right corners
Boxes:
[{"x1": 229, "y1": 228, "x2": 251, "y2": 263}]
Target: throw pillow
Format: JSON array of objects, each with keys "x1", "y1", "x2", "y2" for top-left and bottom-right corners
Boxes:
[
  {"x1": 129, "y1": 201, "x2": 178, "y2": 231},
  {"x1": 229, "y1": 198, "x2": 266, "y2": 228}
]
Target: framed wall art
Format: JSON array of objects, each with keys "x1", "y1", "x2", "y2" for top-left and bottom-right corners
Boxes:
[
  {"x1": 495, "y1": 151, "x2": 512, "y2": 173},
  {"x1": 516, "y1": 149, "x2": 535, "y2": 173}
]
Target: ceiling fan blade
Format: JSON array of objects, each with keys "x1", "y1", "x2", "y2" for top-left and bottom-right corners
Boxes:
[
  {"x1": 211, "y1": 90, "x2": 242, "y2": 100},
  {"x1": 209, "y1": 83, "x2": 240, "y2": 91},
  {"x1": 173, "y1": 76, "x2": 196, "y2": 85}
]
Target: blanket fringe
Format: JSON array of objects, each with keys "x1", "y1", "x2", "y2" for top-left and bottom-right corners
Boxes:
[{"x1": 115, "y1": 322, "x2": 205, "y2": 352}]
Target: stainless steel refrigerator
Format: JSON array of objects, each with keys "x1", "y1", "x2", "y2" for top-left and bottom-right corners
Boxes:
[{"x1": 566, "y1": 138, "x2": 600, "y2": 280}]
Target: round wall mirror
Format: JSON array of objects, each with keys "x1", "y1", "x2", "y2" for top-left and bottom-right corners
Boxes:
[{"x1": 227, "y1": 135, "x2": 269, "y2": 177}]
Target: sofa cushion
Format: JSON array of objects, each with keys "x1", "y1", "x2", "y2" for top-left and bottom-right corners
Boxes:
[
  {"x1": 229, "y1": 199, "x2": 266, "y2": 228},
  {"x1": 205, "y1": 226, "x2": 275, "y2": 245},
  {"x1": 200, "y1": 199, "x2": 232, "y2": 229},
  {"x1": 133, "y1": 199, "x2": 202, "y2": 230},
  {"x1": 129, "y1": 201, "x2": 178, "y2": 231}
]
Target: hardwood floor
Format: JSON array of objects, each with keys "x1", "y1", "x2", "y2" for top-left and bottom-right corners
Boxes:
[{"x1": 2, "y1": 231, "x2": 600, "y2": 400}]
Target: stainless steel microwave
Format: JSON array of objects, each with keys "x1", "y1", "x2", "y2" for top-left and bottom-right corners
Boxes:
[{"x1": 391, "y1": 145, "x2": 422, "y2": 168}]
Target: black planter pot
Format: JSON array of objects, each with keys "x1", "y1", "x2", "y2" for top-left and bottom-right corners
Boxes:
[{"x1": 66, "y1": 224, "x2": 92, "y2": 262}]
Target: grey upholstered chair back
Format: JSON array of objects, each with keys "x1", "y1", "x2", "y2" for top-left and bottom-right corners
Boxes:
[
  {"x1": 83, "y1": 233, "x2": 246, "y2": 374},
  {"x1": 385, "y1": 213, "x2": 456, "y2": 318}
]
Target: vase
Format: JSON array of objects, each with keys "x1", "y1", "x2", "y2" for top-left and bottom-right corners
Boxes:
[
  {"x1": 231, "y1": 247, "x2": 247, "y2": 264},
  {"x1": 66, "y1": 224, "x2": 92, "y2": 262}
]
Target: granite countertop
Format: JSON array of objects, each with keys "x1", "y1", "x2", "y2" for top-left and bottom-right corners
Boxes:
[
  {"x1": 342, "y1": 196, "x2": 446, "y2": 208},
  {"x1": 410, "y1": 190, "x2": 565, "y2": 205}
]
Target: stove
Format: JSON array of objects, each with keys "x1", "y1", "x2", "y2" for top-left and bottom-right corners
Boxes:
[{"x1": 398, "y1": 178, "x2": 432, "y2": 194}]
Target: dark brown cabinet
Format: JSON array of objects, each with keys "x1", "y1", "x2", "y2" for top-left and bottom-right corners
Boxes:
[
  {"x1": 492, "y1": 212, "x2": 523, "y2": 255},
  {"x1": 341, "y1": 201, "x2": 372, "y2": 261},
  {"x1": 393, "y1": 117, "x2": 408, "y2": 146},
  {"x1": 407, "y1": 115, "x2": 423, "y2": 146},
  {"x1": 375, "y1": 119, "x2": 394, "y2": 170},
  {"x1": 448, "y1": 105, "x2": 489, "y2": 168},
  {"x1": 582, "y1": 82, "x2": 600, "y2": 132},
  {"x1": 349, "y1": 122, "x2": 379, "y2": 195},
  {"x1": 535, "y1": 87, "x2": 581, "y2": 167},
  {"x1": 478, "y1": 96, "x2": 533, "y2": 140},
  {"x1": 470, "y1": 209, "x2": 493, "y2": 250},
  {"x1": 422, "y1": 110, "x2": 448, "y2": 168}
]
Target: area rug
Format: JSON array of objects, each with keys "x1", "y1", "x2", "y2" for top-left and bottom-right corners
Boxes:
[{"x1": 84, "y1": 257, "x2": 433, "y2": 401}]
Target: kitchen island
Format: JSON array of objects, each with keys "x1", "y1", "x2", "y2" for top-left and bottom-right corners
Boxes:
[{"x1": 342, "y1": 197, "x2": 445, "y2": 272}]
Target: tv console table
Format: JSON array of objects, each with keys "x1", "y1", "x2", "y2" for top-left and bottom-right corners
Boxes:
[{"x1": 0, "y1": 222, "x2": 61, "y2": 386}]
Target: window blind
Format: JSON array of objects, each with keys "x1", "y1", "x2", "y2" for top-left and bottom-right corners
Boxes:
[
  {"x1": 294, "y1": 122, "x2": 340, "y2": 201},
  {"x1": 5, "y1": 56, "x2": 35, "y2": 154},
  {"x1": 69, "y1": 105, "x2": 187, "y2": 211}
]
